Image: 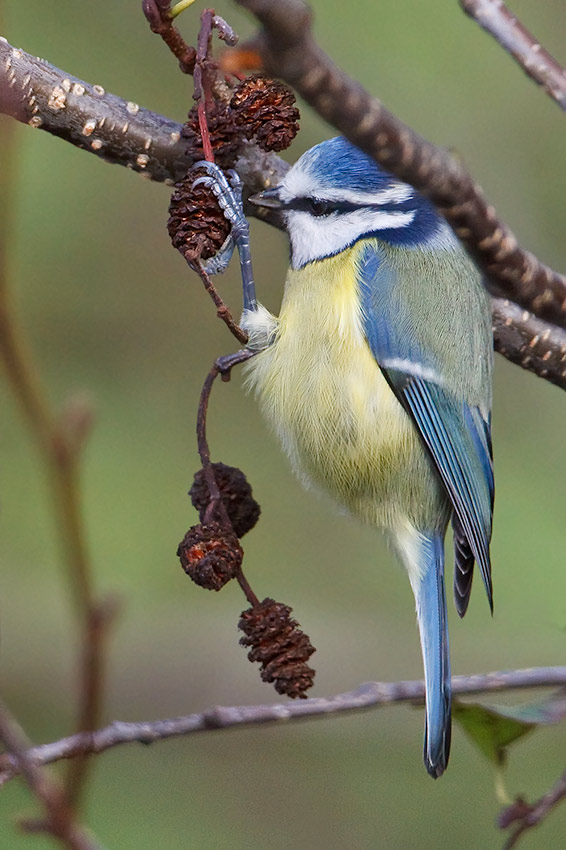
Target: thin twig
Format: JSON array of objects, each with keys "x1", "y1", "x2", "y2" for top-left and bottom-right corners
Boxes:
[
  {"x1": 499, "y1": 772, "x2": 566, "y2": 849},
  {"x1": 1, "y1": 666, "x2": 564, "y2": 785},
  {"x1": 65, "y1": 598, "x2": 118, "y2": 810},
  {"x1": 460, "y1": 0, "x2": 566, "y2": 111},
  {"x1": 142, "y1": 0, "x2": 197, "y2": 72},
  {"x1": 196, "y1": 349, "x2": 260, "y2": 607},
  {"x1": 0, "y1": 702, "x2": 107, "y2": 850},
  {"x1": 193, "y1": 8, "x2": 216, "y2": 163},
  {"x1": 193, "y1": 262, "x2": 249, "y2": 343}
]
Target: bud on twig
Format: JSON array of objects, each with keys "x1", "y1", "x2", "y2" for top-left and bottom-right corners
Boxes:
[
  {"x1": 239, "y1": 598, "x2": 316, "y2": 698},
  {"x1": 178, "y1": 522, "x2": 243, "y2": 590}
]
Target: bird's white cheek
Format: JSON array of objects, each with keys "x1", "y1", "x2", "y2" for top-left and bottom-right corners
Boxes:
[{"x1": 286, "y1": 209, "x2": 416, "y2": 268}]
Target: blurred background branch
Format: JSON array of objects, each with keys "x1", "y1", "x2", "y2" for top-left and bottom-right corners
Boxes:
[
  {"x1": 0, "y1": 701, "x2": 107, "y2": 850},
  {"x1": 0, "y1": 21, "x2": 115, "y2": 832}
]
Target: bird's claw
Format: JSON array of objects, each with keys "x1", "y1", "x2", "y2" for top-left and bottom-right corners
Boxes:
[
  {"x1": 191, "y1": 161, "x2": 256, "y2": 309},
  {"x1": 192, "y1": 161, "x2": 246, "y2": 232}
]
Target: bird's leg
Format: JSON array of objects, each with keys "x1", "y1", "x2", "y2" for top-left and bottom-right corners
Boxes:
[{"x1": 192, "y1": 162, "x2": 257, "y2": 312}]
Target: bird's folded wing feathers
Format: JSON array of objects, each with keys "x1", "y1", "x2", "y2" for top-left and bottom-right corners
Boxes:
[{"x1": 357, "y1": 243, "x2": 494, "y2": 614}]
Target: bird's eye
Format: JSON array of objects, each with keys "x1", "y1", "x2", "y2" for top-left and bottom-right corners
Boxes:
[{"x1": 308, "y1": 199, "x2": 334, "y2": 217}]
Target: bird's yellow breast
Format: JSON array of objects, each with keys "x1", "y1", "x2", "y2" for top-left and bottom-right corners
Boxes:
[{"x1": 245, "y1": 243, "x2": 442, "y2": 528}]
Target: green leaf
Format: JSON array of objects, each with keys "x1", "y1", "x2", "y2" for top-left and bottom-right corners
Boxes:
[{"x1": 452, "y1": 688, "x2": 566, "y2": 767}]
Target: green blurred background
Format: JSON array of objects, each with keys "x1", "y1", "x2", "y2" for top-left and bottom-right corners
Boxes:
[{"x1": 1, "y1": 1, "x2": 566, "y2": 847}]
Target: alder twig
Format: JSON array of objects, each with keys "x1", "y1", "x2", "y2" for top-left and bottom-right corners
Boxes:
[
  {"x1": 234, "y1": 0, "x2": 566, "y2": 329},
  {"x1": 142, "y1": 0, "x2": 197, "y2": 73},
  {"x1": 193, "y1": 261, "x2": 249, "y2": 342},
  {"x1": 0, "y1": 666, "x2": 564, "y2": 786},
  {"x1": 460, "y1": 0, "x2": 566, "y2": 111},
  {"x1": 193, "y1": 8, "x2": 216, "y2": 163},
  {"x1": 499, "y1": 772, "x2": 566, "y2": 849},
  {"x1": 195, "y1": 349, "x2": 260, "y2": 606}
]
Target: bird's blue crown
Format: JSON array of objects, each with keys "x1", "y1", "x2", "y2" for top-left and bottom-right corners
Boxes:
[{"x1": 284, "y1": 137, "x2": 445, "y2": 249}]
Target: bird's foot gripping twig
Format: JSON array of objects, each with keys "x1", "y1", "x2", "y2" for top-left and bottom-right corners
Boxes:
[{"x1": 192, "y1": 161, "x2": 257, "y2": 311}]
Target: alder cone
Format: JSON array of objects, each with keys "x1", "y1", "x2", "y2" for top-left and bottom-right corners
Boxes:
[
  {"x1": 181, "y1": 102, "x2": 241, "y2": 168},
  {"x1": 239, "y1": 598, "x2": 316, "y2": 698},
  {"x1": 168, "y1": 173, "x2": 230, "y2": 264},
  {"x1": 230, "y1": 74, "x2": 300, "y2": 152},
  {"x1": 177, "y1": 521, "x2": 243, "y2": 591},
  {"x1": 190, "y1": 462, "x2": 261, "y2": 538}
]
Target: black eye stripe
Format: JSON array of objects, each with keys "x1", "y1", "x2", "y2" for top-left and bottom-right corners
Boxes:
[{"x1": 283, "y1": 197, "x2": 415, "y2": 216}]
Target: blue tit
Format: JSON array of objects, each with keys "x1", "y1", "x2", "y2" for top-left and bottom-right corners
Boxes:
[{"x1": 210, "y1": 137, "x2": 494, "y2": 778}]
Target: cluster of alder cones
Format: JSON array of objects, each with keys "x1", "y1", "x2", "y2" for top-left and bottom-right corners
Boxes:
[
  {"x1": 168, "y1": 74, "x2": 300, "y2": 265},
  {"x1": 178, "y1": 463, "x2": 316, "y2": 700}
]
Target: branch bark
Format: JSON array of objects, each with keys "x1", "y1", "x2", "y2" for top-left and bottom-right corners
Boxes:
[
  {"x1": 1, "y1": 32, "x2": 566, "y2": 387},
  {"x1": 1, "y1": 666, "x2": 564, "y2": 786},
  {"x1": 460, "y1": 0, "x2": 566, "y2": 111}
]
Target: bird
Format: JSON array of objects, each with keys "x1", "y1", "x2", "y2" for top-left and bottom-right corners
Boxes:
[{"x1": 197, "y1": 136, "x2": 494, "y2": 778}]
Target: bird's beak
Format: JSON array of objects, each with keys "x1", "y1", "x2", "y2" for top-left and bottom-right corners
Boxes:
[{"x1": 248, "y1": 186, "x2": 283, "y2": 209}]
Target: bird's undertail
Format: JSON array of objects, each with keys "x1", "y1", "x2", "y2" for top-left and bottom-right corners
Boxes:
[{"x1": 410, "y1": 533, "x2": 452, "y2": 778}]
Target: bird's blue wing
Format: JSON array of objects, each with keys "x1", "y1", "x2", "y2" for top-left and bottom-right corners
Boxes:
[{"x1": 357, "y1": 244, "x2": 494, "y2": 614}]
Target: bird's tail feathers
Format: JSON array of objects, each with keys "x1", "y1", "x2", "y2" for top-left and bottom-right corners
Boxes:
[{"x1": 398, "y1": 529, "x2": 451, "y2": 778}]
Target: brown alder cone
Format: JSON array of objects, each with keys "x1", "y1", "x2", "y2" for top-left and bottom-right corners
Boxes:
[
  {"x1": 181, "y1": 102, "x2": 242, "y2": 167},
  {"x1": 168, "y1": 173, "x2": 231, "y2": 264},
  {"x1": 189, "y1": 463, "x2": 261, "y2": 538},
  {"x1": 239, "y1": 598, "x2": 316, "y2": 698},
  {"x1": 177, "y1": 521, "x2": 243, "y2": 590},
  {"x1": 230, "y1": 74, "x2": 300, "y2": 151}
]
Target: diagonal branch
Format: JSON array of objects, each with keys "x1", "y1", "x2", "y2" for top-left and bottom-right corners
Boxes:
[
  {"x1": 492, "y1": 298, "x2": 566, "y2": 390},
  {"x1": 1, "y1": 666, "x2": 565, "y2": 786},
  {"x1": 460, "y1": 0, "x2": 566, "y2": 111},
  {"x1": 235, "y1": 0, "x2": 566, "y2": 330}
]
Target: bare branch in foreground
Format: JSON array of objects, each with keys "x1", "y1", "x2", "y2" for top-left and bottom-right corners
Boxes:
[
  {"x1": 235, "y1": 0, "x2": 566, "y2": 329},
  {"x1": 460, "y1": 0, "x2": 566, "y2": 111},
  {"x1": 0, "y1": 38, "x2": 287, "y2": 191},
  {"x1": 0, "y1": 667, "x2": 564, "y2": 786},
  {"x1": 499, "y1": 771, "x2": 566, "y2": 849}
]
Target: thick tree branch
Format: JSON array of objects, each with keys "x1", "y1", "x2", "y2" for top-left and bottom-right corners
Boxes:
[
  {"x1": 235, "y1": 0, "x2": 566, "y2": 330},
  {"x1": 460, "y1": 0, "x2": 566, "y2": 111},
  {"x1": 0, "y1": 38, "x2": 287, "y2": 190},
  {"x1": 0, "y1": 666, "x2": 564, "y2": 786},
  {"x1": 0, "y1": 36, "x2": 565, "y2": 386},
  {"x1": 492, "y1": 298, "x2": 566, "y2": 390}
]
